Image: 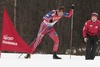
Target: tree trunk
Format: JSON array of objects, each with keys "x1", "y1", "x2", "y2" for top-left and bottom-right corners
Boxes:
[{"x1": 14, "y1": 0, "x2": 17, "y2": 28}]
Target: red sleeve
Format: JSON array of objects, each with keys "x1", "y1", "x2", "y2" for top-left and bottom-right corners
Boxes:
[
  {"x1": 83, "y1": 22, "x2": 88, "y2": 38},
  {"x1": 66, "y1": 9, "x2": 73, "y2": 18},
  {"x1": 98, "y1": 20, "x2": 100, "y2": 31}
]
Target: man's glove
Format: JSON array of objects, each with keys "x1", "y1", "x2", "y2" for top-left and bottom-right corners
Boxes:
[
  {"x1": 71, "y1": 4, "x2": 75, "y2": 9},
  {"x1": 84, "y1": 38, "x2": 88, "y2": 43}
]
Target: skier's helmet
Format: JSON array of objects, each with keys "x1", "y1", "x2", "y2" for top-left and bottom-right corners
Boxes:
[{"x1": 58, "y1": 6, "x2": 65, "y2": 13}]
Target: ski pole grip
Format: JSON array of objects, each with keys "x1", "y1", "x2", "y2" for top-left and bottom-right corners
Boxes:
[{"x1": 71, "y1": 4, "x2": 75, "y2": 10}]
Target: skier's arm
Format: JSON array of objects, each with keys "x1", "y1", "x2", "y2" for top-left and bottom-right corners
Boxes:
[
  {"x1": 63, "y1": 4, "x2": 74, "y2": 18},
  {"x1": 63, "y1": 9, "x2": 73, "y2": 18}
]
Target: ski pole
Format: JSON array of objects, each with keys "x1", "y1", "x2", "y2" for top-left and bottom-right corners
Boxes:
[
  {"x1": 70, "y1": 4, "x2": 74, "y2": 59},
  {"x1": 17, "y1": 53, "x2": 23, "y2": 59}
]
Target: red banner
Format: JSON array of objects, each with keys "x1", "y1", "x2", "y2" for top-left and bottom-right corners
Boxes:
[{"x1": 0, "y1": 7, "x2": 31, "y2": 53}]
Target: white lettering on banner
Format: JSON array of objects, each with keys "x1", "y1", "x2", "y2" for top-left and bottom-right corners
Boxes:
[
  {"x1": 2, "y1": 35, "x2": 18, "y2": 46},
  {"x1": 2, "y1": 40, "x2": 18, "y2": 46},
  {"x1": 3, "y1": 35, "x2": 14, "y2": 40}
]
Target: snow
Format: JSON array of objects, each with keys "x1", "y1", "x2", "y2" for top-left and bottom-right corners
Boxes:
[{"x1": 0, "y1": 53, "x2": 100, "y2": 67}]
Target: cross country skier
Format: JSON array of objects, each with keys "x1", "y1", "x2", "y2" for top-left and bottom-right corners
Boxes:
[
  {"x1": 25, "y1": 4, "x2": 74, "y2": 59},
  {"x1": 83, "y1": 12, "x2": 100, "y2": 60}
]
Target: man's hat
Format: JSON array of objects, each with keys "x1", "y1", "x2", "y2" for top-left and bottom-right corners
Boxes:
[{"x1": 92, "y1": 12, "x2": 98, "y2": 17}]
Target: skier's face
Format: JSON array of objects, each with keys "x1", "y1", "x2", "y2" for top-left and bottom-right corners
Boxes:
[
  {"x1": 91, "y1": 16, "x2": 98, "y2": 22},
  {"x1": 58, "y1": 11, "x2": 64, "y2": 16}
]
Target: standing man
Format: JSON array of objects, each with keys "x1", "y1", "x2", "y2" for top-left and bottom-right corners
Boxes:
[
  {"x1": 83, "y1": 12, "x2": 100, "y2": 60},
  {"x1": 25, "y1": 4, "x2": 74, "y2": 59}
]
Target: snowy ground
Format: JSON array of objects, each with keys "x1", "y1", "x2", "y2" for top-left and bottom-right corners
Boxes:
[{"x1": 0, "y1": 53, "x2": 100, "y2": 67}]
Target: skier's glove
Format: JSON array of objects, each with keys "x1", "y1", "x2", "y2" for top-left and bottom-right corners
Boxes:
[
  {"x1": 71, "y1": 4, "x2": 75, "y2": 9},
  {"x1": 49, "y1": 19, "x2": 53, "y2": 23}
]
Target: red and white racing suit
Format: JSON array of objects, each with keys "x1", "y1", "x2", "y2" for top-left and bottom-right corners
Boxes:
[{"x1": 30, "y1": 9, "x2": 73, "y2": 54}]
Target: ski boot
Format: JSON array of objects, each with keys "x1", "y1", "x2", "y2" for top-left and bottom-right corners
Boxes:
[
  {"x1": 53, "y1": 52, "x2": 61, "y2": 59},
  {"x1": 24, "y1": 54, "x2": 31, "y2": 59}
]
